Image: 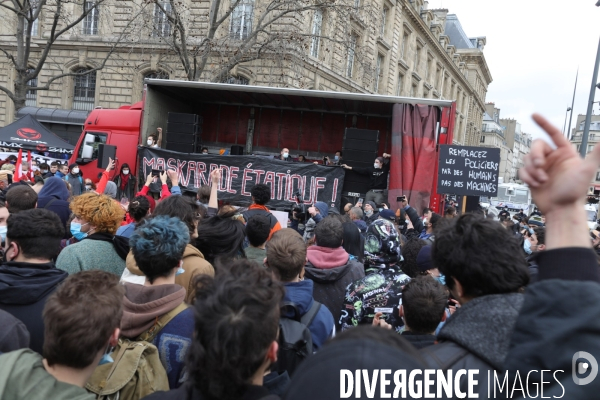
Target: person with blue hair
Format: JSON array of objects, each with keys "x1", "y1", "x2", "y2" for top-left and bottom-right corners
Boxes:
[{"x1": 119, "y1": 215, "x2": 195, "y2": 389}]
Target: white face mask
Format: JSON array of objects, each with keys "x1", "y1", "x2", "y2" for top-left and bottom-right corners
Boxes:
[
  {"x1": 72, "y1": 167, "x2": 80, "y2": 174},
  {"x1": 147, "y1": 139, "x2": 153, "y2": 145},
  {"x1": 122, "y1": 169, "x2": 130, "y2": 175},
  {"x1": 374, "y1": 163, "x2": 379, "y2": 169},
  {"x1": 283, "y1": 152, "x2": 289, "y2": 158}
]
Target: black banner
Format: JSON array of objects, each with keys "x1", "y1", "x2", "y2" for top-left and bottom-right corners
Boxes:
[
  {"x1": 138, "y1": 147, "x2": 346, "y2": 209},
  {"x1": 437, "y1": 145, "x2": 500, "y2": 197}
]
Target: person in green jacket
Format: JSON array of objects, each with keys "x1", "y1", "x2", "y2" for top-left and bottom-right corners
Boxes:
[
  {"x1": 0, "y1": 270, "x2": 123, "y2": 400},
  {"x1": 56, "y1": 192, "x2": 129, "y2": 276}
]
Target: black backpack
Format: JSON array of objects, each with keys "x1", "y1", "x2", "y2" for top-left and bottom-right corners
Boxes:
[{"x1": 275, "y1": 300, "x2": 321, "y2": 377}]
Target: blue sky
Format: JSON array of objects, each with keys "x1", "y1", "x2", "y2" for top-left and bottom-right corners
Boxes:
[{"x1": 433, "y1": 0, "x2": 600, "y2": 142}]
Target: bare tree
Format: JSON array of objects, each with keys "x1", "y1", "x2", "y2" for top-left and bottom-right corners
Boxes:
[
  {"x1": 0, "y1": 0, "x2": 147, "y2": 111},
  {"x1": 147, "y1": 0, "x2": 377, "y2": 85}
]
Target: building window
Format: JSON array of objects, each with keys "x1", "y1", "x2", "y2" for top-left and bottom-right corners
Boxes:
[
  {"x1": 230, "y1": 0, "x2": 254, "y2": 40},
  {"x1": 145, "y1": 70, "x2": 170, "y2": 80},
  {"x1": 223, "y1": 76, "x2": 249, "y2": 85},
  {"x1": 354, "y1": 0, "x2": 360, "y2": 9},
  {"x1": 425, "y1": 55, "x2": 432, "y2": 82},
  {"x1": 414, "y1": 45, "x2": 421, "y2": 71},
  {"x1": 396, "y1": 73, "x2": 403, "y2": 96},
  {"x1": 400, "y1": 32, "x2": 408, "y2": 60},
  {"x1": 310, "y1": 9, "x2": 323, "y2": 58},
  {"x1": 374, "y1": 54, "x2": 384, "y2": 92},
  {"x1": 480, "y1": 135, "x2": 485, "y2": 143},
  {"x1": 153, "y1": 1, "x2": 172, "y2": 37},
  {"x1": 588, "y1": 144, "x2": 595, "y2": 154},
  {"x1": 82, "y1": 1, "x2": 99, "y2": 35},
  {"x1": 25, "y1": 68, "x2": 37, "y2": 107},
  {"x1": 380, "y1": 7, "x2": 388, "y2": 36},
  {"x1": 72, "y1": 68, "x2": 96, "y2": 111},
  {"x1": 347, "y1": 34, "x2": 357, "y2": 78}
]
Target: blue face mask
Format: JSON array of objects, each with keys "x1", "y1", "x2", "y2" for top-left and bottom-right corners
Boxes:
[
  {"x1": 528, "y1": 227, "x2": 534, "y2": 235},
  {"x1": 70, "y1": 222, "x2": 89, "y2": 241},
  {"x1": 0, "y1": 225, "x2": 6, "y2": 242},
  {"x1": 176, "y1": 266, "x2": 185, "y2": 276},
  {"x1": 334, "y1": 155, "x2": 339, "y2": 161},
  {"x1": 435, "y1": 274, "x2": 446, "y2": 286},
  {"x1": 523, "y1": 238, "x2": 532, "y2": 255}
]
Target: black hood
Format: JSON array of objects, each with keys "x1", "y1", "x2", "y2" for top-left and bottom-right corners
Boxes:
[{"x1": 0, "y1": 262, "x2": 67, "y2": 305}]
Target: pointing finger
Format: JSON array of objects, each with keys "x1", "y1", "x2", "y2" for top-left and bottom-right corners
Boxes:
[{"x1": 532, "y1": 113, "x2": 570, "y2": 150}]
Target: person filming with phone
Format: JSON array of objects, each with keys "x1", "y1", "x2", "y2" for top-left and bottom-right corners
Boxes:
[{"x1": 342, "y1": 153, "x2": 391, "y2": 207}]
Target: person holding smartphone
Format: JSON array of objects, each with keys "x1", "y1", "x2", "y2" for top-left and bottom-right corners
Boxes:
[{"x1": 342, "y1": 153, "x2": 391, "y2": 207}]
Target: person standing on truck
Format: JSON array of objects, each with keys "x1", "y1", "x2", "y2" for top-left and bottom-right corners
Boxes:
[
  {"x1": 147, "y1": 127, "x2": 163, "y2": 148},
  {"x1": 242, "y1": 183, "x2": 282, "y2": 239},
  {"x1": 277, "y1": 147, "x2": 293, "y2": 161},
  {"x1": 341, "y1": 153, "x2": 391, "y2": 206}
]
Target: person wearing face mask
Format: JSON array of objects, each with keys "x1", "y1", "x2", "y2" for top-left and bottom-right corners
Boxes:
[
  {"x1": 65, "y1": 163, "x2": 83, "y2": 196},
  {"x1": 419, "y1": 212, "x2": 441, "y2": 244},
  {"x1": 277, "y1": 147, "x2": 294, "y2": 162},
  {"x1": 325, "y1": 150, "x2": 343, "y2": 166},
  {"x1": 362, "y1": 201, "x2": 379, "y2": 225},
  {"x1": 56, "y1": 193, "x2": 129, "y2": 276},
  {"x1": 38, "y1": 163, "x2": 50, "y2": 178},
  {"x1": 146, "y1": 127, "x2": 162, "y2": 148},
  {"x1": 112, "y1": 163, "x2": 136, "y2": 201},
  {"x1": 36, "y1": 177, "x2": 71, "y2": 238},
  {"x1": 0, "y1": 209, "x2": 68, "y2": 354},
  {"x1": 524, "y1": 226, "x2": 546, "y2": 282},
  {"x1": 342, "y1": 153, "x2": 391, "y2": 206},
  {"x1": 200, "y1": 147, "x2": 209, "y2": 155}
]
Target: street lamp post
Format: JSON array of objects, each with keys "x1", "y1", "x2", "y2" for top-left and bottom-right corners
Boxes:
[
  {"x1": 563, "y1": 107, "x2": 572, "y2": 136},
  {"x1": 580, "y1": 35, "x2": 600, "y2": 156}
]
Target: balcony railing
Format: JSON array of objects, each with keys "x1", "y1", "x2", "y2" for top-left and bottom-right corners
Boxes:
[{"x1": 482, "y1": 127, "x2": 504, "y2": 137}]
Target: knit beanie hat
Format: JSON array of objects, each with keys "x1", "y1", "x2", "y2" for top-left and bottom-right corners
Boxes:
[
  {"x1": 364, "y1": 219, "x2": 401, "y2": 267},
  {"x1": 416, "y1": 245, "x2": 433, "y2": 272},
  {"x1": 379, "y1": 209, "x2": 396, "y2": 222}
]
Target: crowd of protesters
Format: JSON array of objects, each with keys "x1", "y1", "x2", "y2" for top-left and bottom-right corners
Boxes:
[{"x1": 0, "y1": 114, "x2": 599, "y2": 399}]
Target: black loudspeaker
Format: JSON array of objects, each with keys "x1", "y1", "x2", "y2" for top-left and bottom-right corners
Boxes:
[
  {"x1": 341, "y1": 128, "x2": 379, "y2": 198},
  {"x1": 167, "y1": 113, "x2": 199, "y2": 124},
  {"x1": 97, "y1": 144, "x2": 117, "y2": 169},
  {"x1": 231, "y1": 145, "x2": 244, "y2": 155},
  {"x1": 166, "y1": 112, "x2": 203, "y2": 153}
]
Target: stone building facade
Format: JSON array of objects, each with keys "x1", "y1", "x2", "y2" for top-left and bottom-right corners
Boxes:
[
  {"x1": 0, "y1": 0, "x2": 491, "y2": 147},
  {"x1": 482, "y1": 103, "x2": 512, "y2": 183},
  {"x1": 569, "y1": 114, "x2": 600, "y2": 191},
  {"x1": 498, "y1": 116, "x2": 532, "y2": 182}
]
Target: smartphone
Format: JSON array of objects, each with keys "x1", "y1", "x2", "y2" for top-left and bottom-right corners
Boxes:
[
  {"x1": 397, "y1": 195, "x2": 406, "y2": 202},
  {"x1": 151, "y1": 169, "x2": 163, "y2": 177},
  {"x1": 358, "y1": 198, "x2": 364, "y2": 203}
]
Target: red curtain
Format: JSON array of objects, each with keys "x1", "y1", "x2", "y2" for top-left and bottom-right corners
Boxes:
[{"x1": 389, "y1": 103, "x2": 439, "y2": 214}]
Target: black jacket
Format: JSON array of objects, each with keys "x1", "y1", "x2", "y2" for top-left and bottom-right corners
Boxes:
[
  {"x1": 504, "y1": 248, "x2": 600, "y2": 398},
  {"x1": 144, "y1": 383, "x2": 279, "y2": 400},
  {"x1": 113, "y1": 174, "x2": 136, "y2": 201},
  {"x1": 0, "y1": 309, "x2": 30, "y2": 353},
  {"x1": 401, "y1": 331, "x2": 436, "y2": 350},
  {"x1": 353, "y1": 159, "x2": 390, "y2": 190},
  {"x1": 420, "y1": 292, "x2": 524, "y2": 398},
  {"x1": 0, "y1": 261, "x2": 67, "y2": 354},
  {"x1": 404, "y1": 205, "x2": 424, "y2": 233},
  {"x1": 304, "y1": 258, "x2": 365, "y2": 332}
]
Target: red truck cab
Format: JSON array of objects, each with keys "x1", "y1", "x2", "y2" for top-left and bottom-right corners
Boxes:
[{"x1": 70, "y1": 102, "x2": 143, "y2": 181}]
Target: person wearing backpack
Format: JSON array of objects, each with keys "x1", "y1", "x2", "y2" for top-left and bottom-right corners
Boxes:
[
  {"x1": 0, "y1": 270, "x2": 123, "y2": 400},
  {"x1": 266, "y1": 229, "x2": 335, "y2": 352},
  {"x1": 119, "y1": 215, "x2": 195, "y2": 389},
  {"x1": 144, "y1": 259, "x2": 284, "y2": 400}
]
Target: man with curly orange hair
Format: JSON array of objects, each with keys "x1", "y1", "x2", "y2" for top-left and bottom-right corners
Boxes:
[{"x1": 56, "y1": 193, "x2": 128, "y2": 276}]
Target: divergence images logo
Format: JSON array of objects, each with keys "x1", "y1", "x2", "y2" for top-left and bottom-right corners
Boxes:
[
  {"x1": 572, "y1": 351, "x2": 598, "y2": 385},
  {"x1": 16, "y1": 128, "x2": 42, "y2": 141}
]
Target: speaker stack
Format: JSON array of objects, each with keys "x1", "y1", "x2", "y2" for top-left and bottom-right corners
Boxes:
[
  {"x1": 230, "y1": 145, "x2": 244, "y2": 155},
  {"x1": 341, "y1": 128, "x2": 380, "y2": 201},
  {"x1": 165, "y1": 113, "x2": 203, "y2": 153}
]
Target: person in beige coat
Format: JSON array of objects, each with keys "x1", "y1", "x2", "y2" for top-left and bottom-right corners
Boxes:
[{"x1": 121, "y1": 195, "x2": 214, "y2": 303}]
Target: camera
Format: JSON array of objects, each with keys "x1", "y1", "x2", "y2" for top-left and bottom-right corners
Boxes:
[{"x1": 292, "y1": 190, "x2": 309, "y2": 223}]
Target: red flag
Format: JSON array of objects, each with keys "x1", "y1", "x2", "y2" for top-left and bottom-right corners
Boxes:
[
  {"x1": 14, "y1": 149, "x2": 23, "y2": 182},
  {"x1": 27, "y1": 151, "x2": 33, "y2": 181}
]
